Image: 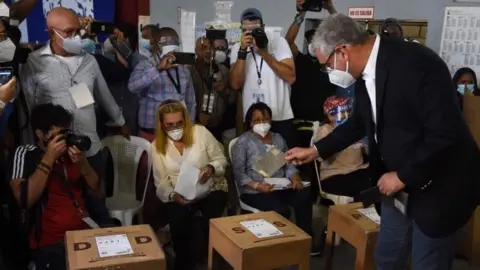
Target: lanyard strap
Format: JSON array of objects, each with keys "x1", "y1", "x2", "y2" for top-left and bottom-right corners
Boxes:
[
  {"x1": 251, "y1": 52, "x2": 264, "y2": 86},
  {"x1": 56, "y1": 161, "x2": 84, "y2": 217},
  {"x1": 166, "y1": 67, "x2": 181, "y2": 94}
]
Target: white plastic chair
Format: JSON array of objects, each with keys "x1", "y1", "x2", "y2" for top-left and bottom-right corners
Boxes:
[
  {"x1": 101, "y1": 135, "x2": 153, "y2": 226},
  {"x1": 228, "y1": 138, "x2": 260, "y2": 213}
]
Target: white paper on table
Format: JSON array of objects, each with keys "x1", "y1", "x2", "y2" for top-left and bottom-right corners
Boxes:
[
  {"x1": 356, "y1": 207, "x2": 381, "y2": 225},
  {"x1": 95, "y1": 234, "x2": 133, "y2": 258},
  {"x1": 174, "y1": 162, "x2": 212, "y2": 200},
  {"x1": 180, "y1": 9, "x2": 196, "y2": 53},
  {"x1": 265, "y1": 178, "x2": 311, "y2": 190},
  {"x1": 240, "y1": 219, "x2": 284, "y2": 239}
]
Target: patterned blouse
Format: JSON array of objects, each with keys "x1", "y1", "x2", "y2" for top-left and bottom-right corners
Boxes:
[{"x1": 232, "y1": 131, "x2": 298, "y2": 194}]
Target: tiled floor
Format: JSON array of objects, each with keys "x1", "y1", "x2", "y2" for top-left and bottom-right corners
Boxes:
[{"x1": 310, "y1": 243, "x2": 480, "y2": 270}]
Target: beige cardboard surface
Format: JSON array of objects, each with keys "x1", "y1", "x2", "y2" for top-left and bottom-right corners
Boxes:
[{"x1": 65, "y1": 224, "x2": 165, "y2": 270}]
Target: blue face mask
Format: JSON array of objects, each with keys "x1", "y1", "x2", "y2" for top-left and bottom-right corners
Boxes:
[
  {"x1": 81, "y1": 38, "x2": 96, "y2": 54},
  {"x1": 139, "y1": 38, "x2": 151, "y2": 50},
  {"x1": 457, "y1": 84, "x2": 475, "y2": 95},
  {"x1": 334, "y1": 118, "x2": 348, "y2": 128}
]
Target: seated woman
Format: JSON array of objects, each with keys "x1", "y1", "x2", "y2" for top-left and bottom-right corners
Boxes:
[
  {"x1": 313, "y1": 96, "x2": 370, "y2": 197},
  {"x1": 232, "y1": 102, "x2": 318, "y2": 255},
  {"x1": 453, "y1": 67, "x2": 480, "y2": 109},
  {"x1": 152, "y1": 100, "x2": 228, "y2": 270}
]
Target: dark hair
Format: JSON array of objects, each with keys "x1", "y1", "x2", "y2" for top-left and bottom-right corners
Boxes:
[
  {"x1": 305, "y1": 29, "x2": 316, "y2": 42},
  {"x1": 158, "y1": 27, "x2": 178, "y2": 38},
  {"x1": 142, "y1": 24, "x2": 160, "y2": 36},
  {"x1": 453, "y1": 67, "x2": 479, "y2": 91},
  {"x1": 244, "y1": 102, "x2": 272, "y2": 129},
  {"x1": 116, "y1": 22, "x2": 138, "y2": 51},
  {"x1": 30, "y1": 103, "x2": 72, "y2": 133}
]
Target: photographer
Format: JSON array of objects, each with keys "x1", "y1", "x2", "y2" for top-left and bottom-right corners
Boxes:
[
  {"x1": 7, "y1": 103, "x2": 101, "y2": 270},
  {"x1": 229, "y1": 8, "x2": 297, "y2": 147}
]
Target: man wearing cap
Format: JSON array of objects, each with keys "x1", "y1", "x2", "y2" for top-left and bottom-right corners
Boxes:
[{"x1": 229, "y1": 8, "x2": 297, "y2": 147}]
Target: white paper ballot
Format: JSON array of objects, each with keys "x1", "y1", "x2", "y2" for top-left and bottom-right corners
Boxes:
[
  {"x1": 356, "y1": 207, "x2": 381, "y2": 225},
  {"x1": 240, "y1": 219, "x2": 283, "y2": 238},
  {"x1": 265, "y1": 178, "x2": 311, "y2": 190},
  {"x1": 95, "y1": 234, "x2": 133, "y2": 258},
  {"x1": 174, "y1": 162, "x2": 212, "y2": 200},
  {"x1": 69, "y1": 83, "x2": 95, "y2": 108}
]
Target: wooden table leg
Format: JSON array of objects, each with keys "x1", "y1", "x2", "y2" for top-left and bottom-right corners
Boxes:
[
  {"x1": 208, "y1": 243, "x2": 214, "y2": 270},
  {"x1": 324, "y1": 230, "x2": 336, "y2": 270},
  {"x1": 354, "y1": 241, "x2": 376, "y2": 270}
]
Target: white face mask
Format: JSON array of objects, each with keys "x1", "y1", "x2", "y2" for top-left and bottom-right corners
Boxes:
[
  {"x1": 253, "y1": 123, "x2": 271, "y2": 137},
  {"x1": 161, "y1": 45, "x2": 179, "y2": 57},
  {"x1": 328, "y1": 53, "x2": 357, "y2": 89},
  {"x1": 0, "y1": 38, "x2": 16, "y2": 63},
  {"x1": 167, "y1": 128, "x2": 184, "y2": 141},
  {"x1": 54, "y1": 29, "x2": 83, "y2": 55},
  {"x1": 308, "y1": 43, "x2": 315, "y2": 57},
  {"x1": 214, "y1": 50, "x2": 227, "y2": 63},
  {"x1": 103, "y1": 38, "x2": 115, "y2": 54}
]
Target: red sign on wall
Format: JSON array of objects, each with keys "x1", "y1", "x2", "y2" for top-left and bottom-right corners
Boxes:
[{"x1": 348, "y1": 7, "x2": 375, "y2": 19}]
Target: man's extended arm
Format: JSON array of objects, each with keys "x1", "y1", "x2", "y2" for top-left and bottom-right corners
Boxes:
[
  {"x1": 10, "y1": 0, "x2": 39, "y2": 23},
  {"x1": 229, "y1": 44, "x2": 246, "y2": 90}
]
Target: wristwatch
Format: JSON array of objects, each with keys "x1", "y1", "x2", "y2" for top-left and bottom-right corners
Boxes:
[
  {"x1": 294, "y1": 13, "x2": 304, "y2": 24},
  {"x1": 237, "y1": 49, "x2": 248, "y2": 60}
]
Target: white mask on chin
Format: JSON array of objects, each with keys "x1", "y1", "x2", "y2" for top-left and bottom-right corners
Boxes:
[
  {"x1": 253, "y1": 123, "x2": 271, "y2": 137},
  {"x1": 327, "y1": 53, "x2": 357, "y2": 89},
  {"x1": 167, "y1": 128, "x2": 184, "y2": 141},
  {"x1": 0, "y1": 38, "x2": 16, "y2": 63}
]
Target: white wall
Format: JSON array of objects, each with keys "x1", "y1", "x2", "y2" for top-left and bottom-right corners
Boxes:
[{"x1": 151, "y1": 0, "x2": 480, "y2": 53}]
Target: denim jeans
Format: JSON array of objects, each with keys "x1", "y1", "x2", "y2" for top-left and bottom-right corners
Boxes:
[
  {"x1": 85, "y1": 150, "x2": 111, "y2": 225},
  {"x1": 375, "y1": 203, "x2": 458, "y2": 270}
]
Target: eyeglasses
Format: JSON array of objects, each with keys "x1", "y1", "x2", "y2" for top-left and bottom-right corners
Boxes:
[
  {"x1": 163, "y1": 120, "x2": 185, "y2": 131},
  {"x1": 318, "y1": 50, "x2": 336, "y2": 73},
  {"x1": 54, "y1": 27, "x2": 80, "y2": 38}
]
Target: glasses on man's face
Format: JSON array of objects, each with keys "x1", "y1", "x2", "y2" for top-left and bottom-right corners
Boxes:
[
  {"x1": 318, "y1": 50, "x2": 336, "y2": 73},
  {"x1": 54, "y1": 27, "x2": 80, "y2": 38},
  {"x1": 163, "y1": 120, "x2": 185, "y2": 131}
]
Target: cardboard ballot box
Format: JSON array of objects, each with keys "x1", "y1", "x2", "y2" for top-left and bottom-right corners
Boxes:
[
  {"x1": 65, "y1": 224, "x2": 166, "y2": 270},
  {"x1": 324, "y1": 203, "x2": 380, "y2": 270},
  {"x1": 208, "y1": 211, "x2": 311, "y2": 270}
]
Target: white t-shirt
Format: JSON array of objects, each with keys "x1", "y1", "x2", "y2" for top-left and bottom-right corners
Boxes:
[
  {"x1": 56, "y1": 54, "x2": 84, "y2": 75},
  {"x1": 230, "y1": 36, "x2": 294, "y2": 121}
]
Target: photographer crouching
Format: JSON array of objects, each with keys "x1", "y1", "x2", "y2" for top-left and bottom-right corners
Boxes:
[{"x1": 7, "y1": 103, "x2": 102, "y2": 270}]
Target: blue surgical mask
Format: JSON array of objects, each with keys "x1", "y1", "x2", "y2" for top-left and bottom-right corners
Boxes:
[
  {"x1": 334, "y1": 118, "x2": 348, "y2": 128},
  {"x1": 139, "y1": 38, "x2": 151, "y2": 50},
  {"x1": 457, "y1": 84, "x2": 475, "y2": 95},
  {"x1": 81, "y1": 39, "x2": 96, "y2": 54}
]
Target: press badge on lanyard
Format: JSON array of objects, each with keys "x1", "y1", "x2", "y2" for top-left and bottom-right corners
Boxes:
[
  {"x1": 60, "y1": 164, "x2": 100, "y2": 229},
  {"x1": 251, "y1": 52, "x2": 266, "y2": 104},
  {"x1": 202, "y1": 93, "x2": 215, "y2": 114}
]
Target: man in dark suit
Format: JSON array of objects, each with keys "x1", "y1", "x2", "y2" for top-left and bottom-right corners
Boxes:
[{"x1": 285, "y1": 14, "x2": 480, "y2": 269}]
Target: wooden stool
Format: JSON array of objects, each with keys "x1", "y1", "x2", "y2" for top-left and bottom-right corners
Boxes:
[
  {"x1": 208, "y1": 211, "x2": 311, "y2": 270},
  {"x1": 457, "y1": 206, "x2": 480, "y2": 265},
  {"x1": 324, "y1": 203, "x2": 380, "y2": 270}
]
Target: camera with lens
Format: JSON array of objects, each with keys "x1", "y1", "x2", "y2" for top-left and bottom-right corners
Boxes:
[
  {"x1": 298, "y1": 0, "x2": 325, "y2": 12},
  {"x1": 63, "y1": 131, "x2": 92, "y2": 152},
  {"x1": 251, "y1": 28, "x2": 268, "y2": 49}
]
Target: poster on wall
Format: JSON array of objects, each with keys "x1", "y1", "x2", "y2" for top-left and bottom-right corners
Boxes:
[
  {"x1": 7, "y1": 0, "x2": 115, "y2": 43},
  {"x1": 439, "y1": 6, "x2": 480, "y2": 75}
]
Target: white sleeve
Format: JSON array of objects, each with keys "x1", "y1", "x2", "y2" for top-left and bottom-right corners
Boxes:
[
  {"x1": 275, "y1": 37, "x2": 293, "y2": 61},
  {"x1": 229, "y1": 43, "x2": 240, "y2": 66}
]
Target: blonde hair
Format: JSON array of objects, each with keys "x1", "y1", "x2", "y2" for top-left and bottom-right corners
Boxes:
[{"x1": 155, "y1": 100, "x2": 194, "y2": 155}]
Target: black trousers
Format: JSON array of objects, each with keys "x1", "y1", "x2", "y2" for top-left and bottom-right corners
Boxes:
[
  {"x1": 85, "y1": 150, "x2": 111, "y2": 226},
  {"x1": 32, "y1": 243, "x2": 66, "y2": 270},
  {"x1": 241, "y1": 188, "x2": 313, "y2": 236},
  {"x1": 167, "y1": 191, "x2": 227, "y2": 270},
  {"x1": 321, "y1": 168, "x2": 371, "y2": 197},
  {"x1": 271, "y1": 119, "x2": 297, "y2": 148}
]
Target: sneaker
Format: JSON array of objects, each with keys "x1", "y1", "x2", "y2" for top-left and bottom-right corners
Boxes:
[{"x1": 310, "y1": 244, "x2": 323, "y2": 257}]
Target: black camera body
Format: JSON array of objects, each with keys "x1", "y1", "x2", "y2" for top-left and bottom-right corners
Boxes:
[
  {"x1": 251, "y1": 28, "x2": 268, "y2": 49},
  {"x1": 298, "y1": 0, "x2": 325, "y2": 12},
  {"x1": 63, "y1": 131, "x2": 92, "y2": 152}
]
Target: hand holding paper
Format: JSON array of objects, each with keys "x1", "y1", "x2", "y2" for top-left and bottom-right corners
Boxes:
[{"x1": 174, "y1": 162, "x2": 213, "y2": 200}]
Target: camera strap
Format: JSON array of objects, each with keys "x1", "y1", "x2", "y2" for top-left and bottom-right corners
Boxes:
[
  {"x1": 56, "y1": 161, "x2": 84, "y2": 217},
  {"x1": 166, "y1": 67, "x2": 181, "y2": 94},
  {"x1": 251, "y1": 52, "x2": 264, "y2": 86}
]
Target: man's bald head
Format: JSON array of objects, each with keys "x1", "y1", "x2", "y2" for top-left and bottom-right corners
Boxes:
[{"x1": 46, "y1": 7, "x2": 79, "y2": 31}]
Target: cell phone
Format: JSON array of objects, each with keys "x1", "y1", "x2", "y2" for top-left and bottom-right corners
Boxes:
[
  {"x1": 90, "y1": 21, "x2": 115, "y2": 34},
  {"x1": 110, "y1": 39, "x2": 132, "y2": 61},
  {"x1": 0, "y1": 67, "x2": 13, "y2": 85},
  {"x1": 172, "y1": 52, "x2": 196, "y2": 65}
]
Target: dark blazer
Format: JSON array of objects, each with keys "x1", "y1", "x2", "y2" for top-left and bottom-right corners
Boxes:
[{"x1": 315, "y1": 37, "x2": 480, "y2": 238}]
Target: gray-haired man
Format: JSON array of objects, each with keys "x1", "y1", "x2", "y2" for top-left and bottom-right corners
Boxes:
[{"x1": 285, "y1": 13, "x2": 480, "y2": 269}]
